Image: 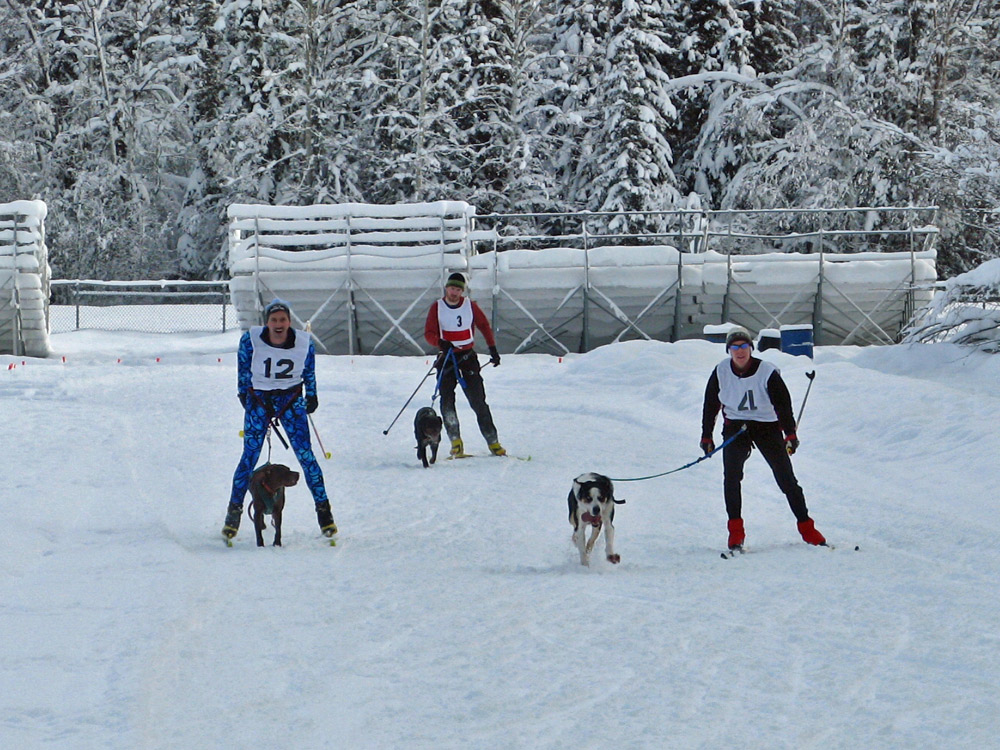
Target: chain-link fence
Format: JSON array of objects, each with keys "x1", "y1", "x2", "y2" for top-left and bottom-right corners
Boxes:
[{"x1": 50, "y1": 280, "x2": 233, "y2": 334}]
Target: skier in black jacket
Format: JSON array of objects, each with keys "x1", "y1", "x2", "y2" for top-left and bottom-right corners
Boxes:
[{"x1": 701, "y1": 327, "x2": 826, "y2": 552}]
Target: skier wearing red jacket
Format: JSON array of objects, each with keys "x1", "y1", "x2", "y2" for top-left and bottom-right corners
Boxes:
[
  {"x1": 701, "y1": 326, "x2": 826, "y2": 552},
  {"x1": 424, "y1": 272, "x2": 505, "y2": 458}
]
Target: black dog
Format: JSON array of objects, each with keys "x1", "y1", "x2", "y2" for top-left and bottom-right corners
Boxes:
[
  {"x1": 567, "y1": 472, "x2": 625, "y2": 566},
  {"x1": 414, "y1": 406, "x2": 443, "y2": 468},
  {"x1": 248, "y1": 463, "x2": 300, "y2": 547}
]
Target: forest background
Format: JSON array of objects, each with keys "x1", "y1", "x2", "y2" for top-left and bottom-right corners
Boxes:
[{"x1": 1, "y1": 0, "x2": 998, "y2": 281}]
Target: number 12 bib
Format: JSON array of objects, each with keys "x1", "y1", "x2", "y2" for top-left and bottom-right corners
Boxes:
[{"x1": 249, "y1": 326, "x2": 311, "y2": 390}]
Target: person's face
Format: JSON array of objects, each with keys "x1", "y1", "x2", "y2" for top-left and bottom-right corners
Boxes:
[
  {"x1": 267, "y1": 310, "x2": 291, "y2": 339},
  {"x1": 728, "y1": 340, "x2": 752, "y2": 368},
  {"x1": 445, "y1": 284, "x2": 463, "y2": 303}
]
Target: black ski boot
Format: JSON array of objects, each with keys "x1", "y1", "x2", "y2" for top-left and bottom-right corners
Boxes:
[
  {"x1": 222, "y1": 504, "x2": 242, "y2": 540},
  {"x1": 316, "y1": 500, "x2": 337, "y2": 537}
]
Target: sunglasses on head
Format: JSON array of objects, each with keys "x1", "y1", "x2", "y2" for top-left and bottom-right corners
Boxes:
[{"x1": 729, "y1": 342, "x2": 751, "y2": 351}]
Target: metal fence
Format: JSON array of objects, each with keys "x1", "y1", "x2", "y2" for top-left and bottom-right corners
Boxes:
[
  {"x1": 469, "y1": 205, "x2": 938, "y2": 255},
  {"x1": 228, "y1": 204, "x2": 940, "y2": 354},
  {"x1": 49, "y1": 280, "x2": 233, "y2": 333}
]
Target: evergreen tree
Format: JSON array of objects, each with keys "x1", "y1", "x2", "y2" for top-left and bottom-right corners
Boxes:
[
  {"x1": 543, "y1": 0, "x2": 611, "y2": 212},
  {"x1": 177, "y1": 0, "x2": 227, "y2": 277},
  {"x1": 451, "y1": 0, "x2": 518, "y2": 213},
  {"x1": 666, "y1": 0, "x2": 752, "y2": 204},
  {"x1": 577, "y1": 0, "x2": 681, "y2": 232}
]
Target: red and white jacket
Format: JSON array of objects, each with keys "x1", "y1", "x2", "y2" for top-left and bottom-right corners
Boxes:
[{"x1": 424, "y1": 296, "x2": 496, "y2": 352}]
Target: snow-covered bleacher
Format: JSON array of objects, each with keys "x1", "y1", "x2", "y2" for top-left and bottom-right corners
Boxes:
[
  {"x1": 0, "y1": 200, "x2": 51, "y2": 357},
  {"x1": 228, "y1": 202, "x2": 937, "y2": 355},
  {"x1": 228, "y1": 202, "x2": 475, "y2": 353}
]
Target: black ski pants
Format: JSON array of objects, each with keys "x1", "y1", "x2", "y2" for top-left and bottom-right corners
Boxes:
[
  {"x1": 721, "y1": 420, "x2": 809, "y2": 522},
  {"x1": 437, "y1": 350, "x2": 498, "y2": 445}
]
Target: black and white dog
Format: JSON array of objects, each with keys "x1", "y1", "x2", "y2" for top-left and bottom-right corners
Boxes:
[
  {"x1": 567, "y1": 472, "x2": 624, "y2": 566},
  {"x1": 414, "y1": 406, "x2": 443, "y2": 468}
]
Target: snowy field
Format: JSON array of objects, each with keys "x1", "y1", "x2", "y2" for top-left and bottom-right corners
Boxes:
[{"x1": 2, "y1": 329, "x2": 999, "y2": 749}]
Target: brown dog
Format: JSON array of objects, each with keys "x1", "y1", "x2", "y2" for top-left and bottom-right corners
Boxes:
[{"x1": 248, "y1": 463, "x2": 300, "y2": 547}]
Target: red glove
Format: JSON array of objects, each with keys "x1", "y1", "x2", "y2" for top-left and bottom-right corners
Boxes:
[
  {"x1": 785, "y1": 433, "x2": 799, "y2": 455},
  {"x1": 700, "y1": 437, "x2": 715, "y2": 455}
]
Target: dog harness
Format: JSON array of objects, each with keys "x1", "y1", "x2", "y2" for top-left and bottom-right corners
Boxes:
[{"x1": 250, "y1": 464, "x2": 283, "y2": 515}]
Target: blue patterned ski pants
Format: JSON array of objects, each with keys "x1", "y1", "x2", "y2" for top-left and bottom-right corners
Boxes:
[{"x1": 229, "y1": 394, "x2": 329, "y2": 508}]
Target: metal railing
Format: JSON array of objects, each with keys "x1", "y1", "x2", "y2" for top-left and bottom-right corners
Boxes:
[
  {"x1": 50, "y1": 280, "x2": 233, "y2": 334},
  {"x1": 469, "y1": 206, "x2": 939, "y2": 256}
]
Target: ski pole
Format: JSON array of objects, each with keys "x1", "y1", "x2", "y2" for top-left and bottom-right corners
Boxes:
[
  {"x1": 309, "y1": 414, "x2": 331, "y2": 459},
  {"x1": 795, "y1": 370, "x2": 817, "y2": 429},
  {"x1": 382, "y1": 361, "x2": 438, "y2": 435}
]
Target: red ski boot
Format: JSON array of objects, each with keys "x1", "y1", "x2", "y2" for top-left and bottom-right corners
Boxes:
[
  {"x1": 797, "y1": 518, "x2": 826, "y2": 546},
  {"x1": 727, "y1": 518, "x2": 746, "y2": 550}
]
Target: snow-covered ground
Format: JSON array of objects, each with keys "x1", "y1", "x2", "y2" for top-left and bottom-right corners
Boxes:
[{"x1": 3, "y1": 330, "x2": 998, "y2": 749}]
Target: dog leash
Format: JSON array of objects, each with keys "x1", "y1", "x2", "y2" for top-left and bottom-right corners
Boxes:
[
  {"x1": 431, "y1": 347, "x2": 468, "y2": 405},
  {"x1": 607, "y1": 425, "x2": 747, "y2": 482},
  {"x1": 249, "y1": 388, "x2": 301, "y2": 451}
]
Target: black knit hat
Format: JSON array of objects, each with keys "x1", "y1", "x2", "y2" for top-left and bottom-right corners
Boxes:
[
  {"x1": 445, "y1": 272, "x2": 467, "y2": 290},
  {"x1": 725, "y1": 326, "x2": 753, "y2": 348}
]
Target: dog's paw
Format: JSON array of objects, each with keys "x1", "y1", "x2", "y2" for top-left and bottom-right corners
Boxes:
[{"x1": 607, "y1": 554, "x2": 621, "y2": 564}]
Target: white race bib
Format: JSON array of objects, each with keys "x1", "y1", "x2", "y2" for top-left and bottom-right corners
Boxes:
[
  {"x1": 249, "y1": 326, "x2": 311, "y2": 390},
  {"x1": 716, "y1": 359, "x2": 779, "y2": 422},
  {"x1": 436, "y1": 298, "x2": 475, "y2": 348}
]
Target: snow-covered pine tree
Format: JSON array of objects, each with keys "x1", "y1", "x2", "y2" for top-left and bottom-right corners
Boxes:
[
  {"x1": 576, "y1": 0, "x2": 681, "y2": 234},
  {"x1": 450, "y1": 0, "x2": 535, "y2": 215},
  {"x1": 706, "y1": 0, "x2": 1000, "y2": 268},
  {"x1": 666, "y1": 0, "x2": 752, "y2": 207},
  {"x1": 177, "y1": 0, "x2": 228, "y2": 278},
  {"x1": 0, "y1": 2, "x2": 41, "y2": 201},
  {"x1": 741, "y1": 0, "x2": 798, "y2": 78},
  {"x1": 10, "y1": 0, "x2": 193, "y2": 278},
  {"x1": 262, "y1": 0, "x2": 367, "y2": 205},
  {"x1": 498, "y1": 0, "x2": 563, "y2": 216},
  {"x1": 352, "y1": 0, "x2": 462, "y2": 203},
  {"x1": 541, "y1": 0, "x2": 611, "y2": 215}
]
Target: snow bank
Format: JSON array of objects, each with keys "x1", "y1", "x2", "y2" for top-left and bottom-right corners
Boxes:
[{"x1": 4, "y1": 333, "x2": 1000, "y2": 749}]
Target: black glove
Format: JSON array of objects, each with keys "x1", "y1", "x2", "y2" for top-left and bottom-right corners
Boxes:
[
  {"x1": 238, "y1": 392, "x2": 248, "y2": 410},
  {"x1": 489, "y1": 346, "x2": 501, "y2": 367},
  {"x1": 435, "y1": 341, "x2": 452, "y2": 368},
  {"x1": 306, "y1": 394, "x2": 319, "y2": 414},
  {"x1": 700, "y1": 437, "x2": 715, "y2": 456},
  {"x1": 785, "y1": 433, "x2": 799, "y2": 455}
]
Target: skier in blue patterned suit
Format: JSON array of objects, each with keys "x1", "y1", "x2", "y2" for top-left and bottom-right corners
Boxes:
[{"x1": 222, "y1": 299, "x2": 336, "y2": 542}]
